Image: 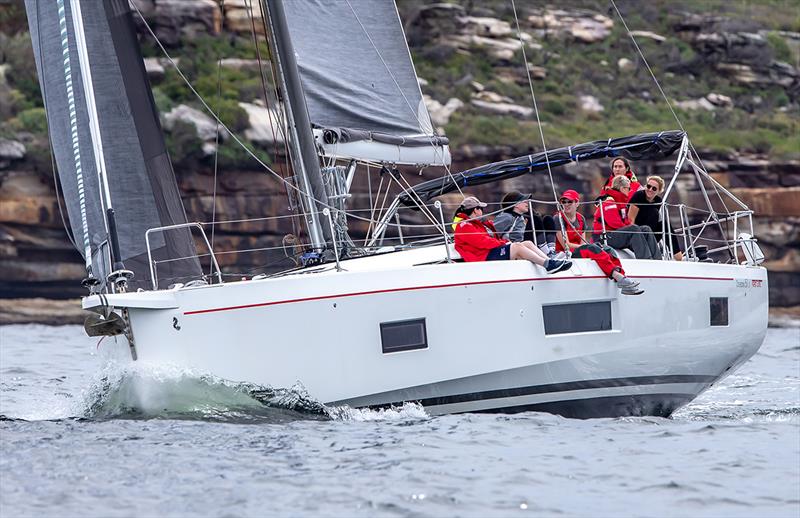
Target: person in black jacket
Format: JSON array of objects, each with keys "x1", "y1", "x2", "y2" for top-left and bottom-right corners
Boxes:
[{"x1": 628, "y1": 175, "x2": 683, "y2": 261}]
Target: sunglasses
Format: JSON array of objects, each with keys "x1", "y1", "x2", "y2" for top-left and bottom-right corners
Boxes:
[
  {"x1": 560, "y1": 199, "x2": 577, "y2": 204},
  {"x1": 646, "y1": 185, "x2": 659, "y2": 192}
]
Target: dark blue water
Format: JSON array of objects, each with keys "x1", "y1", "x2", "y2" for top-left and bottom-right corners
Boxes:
[{"x1": 1, "y1": 324, "x2": 798, "y2": 517}]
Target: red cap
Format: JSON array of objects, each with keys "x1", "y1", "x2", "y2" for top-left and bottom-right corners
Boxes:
[{"x1": 560, "y1": 189, "x2": 580, "y2": 202}]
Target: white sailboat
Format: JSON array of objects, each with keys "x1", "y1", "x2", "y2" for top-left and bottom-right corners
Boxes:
[{"x1": 26, "y1": 0, "x2": 769, "y2": 418}]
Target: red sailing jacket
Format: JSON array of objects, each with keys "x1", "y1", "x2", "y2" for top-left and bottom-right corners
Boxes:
[
  {"x1": 593, "y1": 191, "x2": 631, "y2": 235},
  {"x1": 601, "y1": 171, "x2": 640, "y2": 202},
  {"x1": 555, "y1": 211, "x2": 586, "y2": 252},
  {"x1": 454, "y1": 213, "x2": 508, "y2": 262}
]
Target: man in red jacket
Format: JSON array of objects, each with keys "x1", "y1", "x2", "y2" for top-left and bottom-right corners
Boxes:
[
  {"x1": 592, "y1": 177, "x2": 659, "y2": 259},
  {"x1": 453, "y1": 196, "x2": 571, "y2": 273}
]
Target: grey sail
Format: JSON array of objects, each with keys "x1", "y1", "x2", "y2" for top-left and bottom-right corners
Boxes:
[
  {"x1": 281, "y1": 0, "x2": 449, "y2": 163},
  {"x1": 25, "y1": 0, "x2": 201, "y2": 290}
]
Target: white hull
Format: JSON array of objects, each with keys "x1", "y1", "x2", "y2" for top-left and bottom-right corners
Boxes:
[{"x1": 85, "y1": 247, "x2": 769, "y2": 418}]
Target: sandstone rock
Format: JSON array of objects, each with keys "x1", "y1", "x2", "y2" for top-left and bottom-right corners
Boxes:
[
  {"x1": 425, "y1": 96, "x2": 463, "y2": 127},
  {"x1": 675, "y1": 97, "x2": 716, "y2": 111},
  {"x1": 471, "y1": 99, "x2": 533, "y2": 117},
  {"x1": 223, "y1": 0, "x2": 264, "y2": 35},
  {"x1": 459, "y1": 16, "x2": 512, "y2": 38},
  {"x1": 239, "y1": 102, "x2": 285, "y2": 145},
  {"x1": 0, "y1": 139, "x2": 25, "y2": 161},
  {"x1": 471, "y1": 81, "x2": 485, "y2": 92},
  {"x1": 752, "y1": 217, "x2": 800, "y2": 247},
  {"x1": 474, "y1": 91, "x2": 513, "y2": 104},
  {"x1": 729, "y1": 187, "x2": 800, "y2": 217},
  {"x1": 527, "y1": 10, "x2": 613, "y2": 43},
  {"x1": 571, "y1": 19, "x2": 612, "y2": 43},
  {"x1": 706, "y1": 92, "x2": 733, "y2": 108},
  {"x1": 579, "y1": 95, "x2": 604, "y2": 112},
  {"x1": 140, "y1": 0, "x2": 221, "y2": 46},
  {"x1": 528, "y1": 64, "x2": 547, "y2": 79},
  {"x1": 0, "y1": 197, "x2": 61, "y2": 227},
  {"x1": 629, "y1": 30, "x2": 667, "y2": 43},
  {"x1": 164, "y1": 104, "x2": 219, "y2": 142},
  {"x1": 617, "y1": 57, "x2": 635, "y2": 72},
  {"x1": 449, "y1": 34, "x2": 522, "y2": 61},
  {"x1": 0, "y1": 171, "x2": 51, "y2": 197},
  {"x1": 417, "y1": 77, "x2": 429, "y2": 86},
  {"x1": 0, "y1": 298, "x2": 85, "y2": 325},
  {"x1": 218, "y1": 58, "x2": 262, "y2": 72},
  {"x1": 143, "y1": 57, "x2": 165, "y2": 80}
]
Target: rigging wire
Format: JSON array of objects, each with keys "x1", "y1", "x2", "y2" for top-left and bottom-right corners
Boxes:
[
  {"x1": 209, "y1": 0, "x2": 225, "y2": 269},
  {"x1": 341, "y1": 0, "x2": 464, "y2": 201},
  {"x1": 608, "y1": 0, "x2": 734, "y2": 255},
  {"x1": 245, "y1": 0, "x2": 301, "y2": 239},
  {"x1": 510, "y1": 0, "x2": 568, "y2": 255},
  {"x1": 129, "y1": 1, "x2": 449, "y2": 239}
]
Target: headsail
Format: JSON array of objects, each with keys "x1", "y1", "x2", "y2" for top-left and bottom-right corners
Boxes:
[
  {"x1": 25, "y1": 0, "x2": 201, "y2": 290},
  {"x1": 281, "y1": 0, "x2": 450, "y2": 166},
  {"x1": 398, "y1": 130, "x2": 686, "y2": 207}
]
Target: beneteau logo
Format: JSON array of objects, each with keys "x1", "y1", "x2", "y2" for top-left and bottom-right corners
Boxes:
[{"x1": 751, "y1": 279, "x2": 763, "y2": 288}]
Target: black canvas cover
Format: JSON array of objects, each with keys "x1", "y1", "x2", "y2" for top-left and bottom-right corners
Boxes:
[
  {"x1": 398, "y1": 130, "x2": 686, "y2": 207},
  {"x1": 26, "y1": 0, "x2": 201, "y2": 290}
]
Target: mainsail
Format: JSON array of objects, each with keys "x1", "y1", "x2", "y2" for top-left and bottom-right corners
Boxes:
[
  {"x1": 281, "y1": 0, "x2": 450, "y2": 165},
  {"x1": 25, "y1": 0, "x2": 201, "y2": 290}
]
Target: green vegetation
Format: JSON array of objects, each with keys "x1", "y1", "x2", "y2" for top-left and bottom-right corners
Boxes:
[
  {"x1": 0, "y1": 0, "x2": 798, "y2": 168},
  {"x1": 419, "y1": 0, "x2": 800, "y2": 158}
]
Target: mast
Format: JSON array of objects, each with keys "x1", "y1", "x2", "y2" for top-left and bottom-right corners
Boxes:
[
  {"x1": 262, "y1": 0, "x2": 331, "y2": 251},
  {"x1": 69, "y1": 0, "x2": 130, "y2": 287}
]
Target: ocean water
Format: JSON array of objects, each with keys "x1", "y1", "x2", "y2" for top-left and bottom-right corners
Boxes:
[{"x1": 0, "y1": 324, "x2": 798, "y2": 517}]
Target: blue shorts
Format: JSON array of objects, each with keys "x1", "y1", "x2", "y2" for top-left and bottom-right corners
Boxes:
[{"x1": 486, "y1": 244, "x2": 511, "y2": 261}]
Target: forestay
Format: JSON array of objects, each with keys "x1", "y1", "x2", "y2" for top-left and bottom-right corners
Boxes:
[
  {"x1": 25, "y1": 0, "x2": 201, "y2": 290},
  {"x1": 282, "y1": 0, "x2": 450, "y2": 165}
]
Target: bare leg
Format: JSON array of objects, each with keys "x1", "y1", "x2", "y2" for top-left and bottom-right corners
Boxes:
[
  {"x1": 519, "y1": 240, "x2": 549, "y2": 261},
  {"x1": 509, "y1": 242, "x2": 547, "y2": 267}
]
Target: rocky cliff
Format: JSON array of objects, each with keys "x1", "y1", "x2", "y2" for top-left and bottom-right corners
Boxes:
[{"x1": 0, "y1": 0, "x2": 798, "y2": 319}]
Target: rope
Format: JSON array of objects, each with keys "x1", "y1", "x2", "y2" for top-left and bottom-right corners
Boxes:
[
  {"x1": 341, "y1": 0, "x2": 464, "y2": 197},
  {"x1": 210, "y1": 0, "x2": 225, "y2": 267},
  {"x1": 130, "y1": 2, "x2": 451, "y2": 241},
  {"x1": 511, "y1": 0, "x2": 567, "y2": 256}
]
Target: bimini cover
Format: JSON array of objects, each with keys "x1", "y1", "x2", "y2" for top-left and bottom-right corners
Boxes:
[
  {"x1": 26, "y1": 0, "x2": 201, "y2": 289},
  {"x1": 282, "y1": 0, "x2": 450, "y2": 165},
  {"x1": 398, "y1": 130, "x2": 686, "y2": 207}
]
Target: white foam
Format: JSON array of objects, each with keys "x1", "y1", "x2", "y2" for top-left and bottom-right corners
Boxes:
[{"x1": 327, "y1": 401, "x2": 429, "y2": 422}]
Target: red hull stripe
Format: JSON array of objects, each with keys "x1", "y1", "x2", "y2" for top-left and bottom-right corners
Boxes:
[{"x1": 183, "y1": 275, "x2": 735, "y2": 316}]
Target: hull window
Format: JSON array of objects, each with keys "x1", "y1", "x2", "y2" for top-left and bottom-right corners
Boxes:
[
  {"x1": 380, "y1": 318, "x2": 428, "y2": 353},
  {"x1": 710, "y1": 297, "x2": 729, "y2": 326},
  {"x1": 543, "y1": 301, "x2": 612, "y2": 335}
]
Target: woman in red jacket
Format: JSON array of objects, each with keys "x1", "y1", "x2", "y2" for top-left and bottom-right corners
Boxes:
[
  {"x1": 600, "y1": 157, "x2": 641, "y2": 202},
  {"x1": 554, "y1": 189, "x2": 643, "y2": 295},
  {"x1": 453, "y1": 196, "x2": 571, "y2": 273}
]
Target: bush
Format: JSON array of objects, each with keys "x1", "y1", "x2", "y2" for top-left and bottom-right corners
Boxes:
[
  {"x1": 165, "y1": 120, "x2": 204, "y2": 169},
  {"x1": 215, "y1": 142, "x2": 271, "y2": 169},
  {"x1": 13, "y1": 107, "x2": 48, "y2": 134}
]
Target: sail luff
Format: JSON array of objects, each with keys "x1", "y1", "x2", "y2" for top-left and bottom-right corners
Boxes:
[
  {"x1": 49, "y1": 0, "x2": 95, "y2": 276},
  {"x1": 70, "y1": 0, "x2": 124, "y2": 274}
]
